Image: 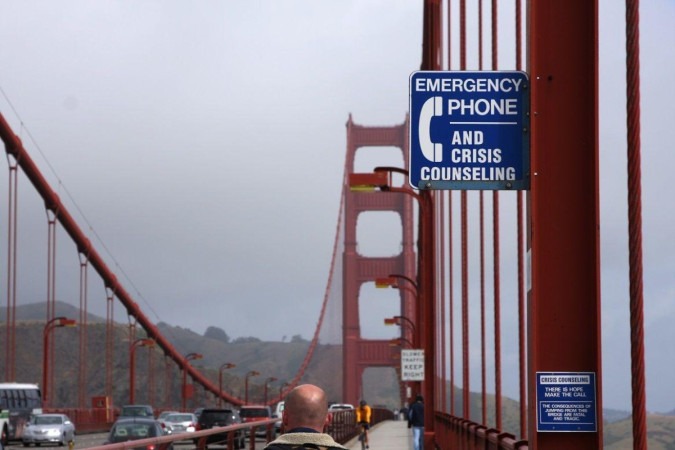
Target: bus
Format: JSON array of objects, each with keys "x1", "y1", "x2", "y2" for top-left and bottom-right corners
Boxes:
[{"x1": 0, "y1": 383, "x2": 43, "y2": 445}]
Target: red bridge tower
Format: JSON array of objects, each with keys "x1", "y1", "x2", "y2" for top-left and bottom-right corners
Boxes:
[{"x1": 342, "y1": 114, "x2": 416, "y2": 406}]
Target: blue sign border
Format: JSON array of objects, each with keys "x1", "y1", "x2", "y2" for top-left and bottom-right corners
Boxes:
[
  {"x1": 536, "y1": 372, "x2": 597, "y2": 432},
  {"x1": 408, "y1": 70, "x2": 530, "y2": 191}
]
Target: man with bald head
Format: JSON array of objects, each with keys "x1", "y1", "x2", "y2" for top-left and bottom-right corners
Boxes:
[{"x1": 264, "y1": 384, "x2": 347, "y2": 450}]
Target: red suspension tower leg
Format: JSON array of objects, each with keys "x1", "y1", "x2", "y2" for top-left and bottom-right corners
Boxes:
[{"x1": 528, "y1": 1, "x2": 602, "y2": 448}]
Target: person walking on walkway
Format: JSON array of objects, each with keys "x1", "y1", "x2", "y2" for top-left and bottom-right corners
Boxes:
[
  {"x1": 264, "y1": 384, "x2": 347, "y2": 450},
  {"x1": 407, "y1": 395, "x2": 424, "y2": 450}
]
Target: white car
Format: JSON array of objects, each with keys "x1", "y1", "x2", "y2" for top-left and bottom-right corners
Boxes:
[
  {"x1": 273, "y1": 401, "x2": 285, "y2": 432},
  {"x1": 22, "y1": 414, "x2": 76, "y2": 447},
  {"x1": 328, "y1": 404, "x2": 354, "y2": 425},
  {"x1": 328, "y1": 403, "x2": 354, "y2": 411}
]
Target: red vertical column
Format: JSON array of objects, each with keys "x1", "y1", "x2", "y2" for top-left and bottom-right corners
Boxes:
[
  {"x1": 420, "y1": 0, "x2": 440, "y2": 445},
  {"x1": 528, "y1": 1, "x2": 602, "y2": 448}
]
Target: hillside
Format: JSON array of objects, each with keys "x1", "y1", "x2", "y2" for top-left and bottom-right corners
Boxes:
[
  {"x1": 604, "y1": 415, "x2": 675, "y2": 449},
  {"x1": 3, "y1": 301, "x2": 664, "y2": 447},
  {"x1": 0, "y1": 302, "x2": 398, "y2": 409}
]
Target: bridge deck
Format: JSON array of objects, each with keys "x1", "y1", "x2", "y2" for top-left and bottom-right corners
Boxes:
[{"x1": 344, "y1": 420, "x2": 412, "y2": 450}]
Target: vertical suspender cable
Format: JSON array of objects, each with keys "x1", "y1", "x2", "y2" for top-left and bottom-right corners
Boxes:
[
  {"x1": 78, "y1": 256, "x2": 89, "y2": 409},
  {"x1": 5, "y1": 159, "x2": 18, "y2": 381},
  {"x1": 438, "y1": 194, "x2": 443, "y2": 412},
  {"x1": 148, "y1": 351, "x2": 154, "y2": 406},
  {"x1": 490, "y1": 0, "x2": 503, "y2": 432},
  {"x1": 439, "y1": 192, "x2": 447, "y2": 412},
  {"x1": 437, "y1": 5, "x2": 446, "y2": 407},
  {"x1": 479, "y1": 193, "x2": 487, "y2": 424},
  {"x1": 445, "y1": 0, "x2": 456, "y2": 418},
  {"x1": 477, "y1": 0, "x2": 488, "y2": 426},
  {"x1": 46, "y1": 211, "x2": 57, "y2": 405},
  {"x1": 514, "y1": 0, "x2": 527, "y2": 439},
  {"x1": 458, "y1": 0, "x2": 471, "y2": 419},
  {"x1": 105, "y1": 288, "x2": 115, "y2": 400},
  {"x1": 448, "y1": 193, "x2": 455, "y2": 416},
  {"x1": 624, "y1": 0, "x2": 647, "y2": 448}
]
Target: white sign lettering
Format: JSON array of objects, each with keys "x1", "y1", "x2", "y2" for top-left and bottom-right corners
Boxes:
[{"x1": 401, "y1": 349, "x2": 424, "y2": 381}]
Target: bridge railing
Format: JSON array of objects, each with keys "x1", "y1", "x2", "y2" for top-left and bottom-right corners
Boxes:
[
  {"x1": 326, "y1": 408, "x2": 395, "y2": 444},
  {"x1": 435, "y1": 412, "x2": 529, "y2": 450},
  {"x1": 46, "y1": 407, "x2": 114, "y2": 434}
]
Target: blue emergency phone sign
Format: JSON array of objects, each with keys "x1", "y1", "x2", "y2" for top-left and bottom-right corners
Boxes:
[
  {"x1": 408, "y1": 71, "x2": 530, "y2": 191},
  {"x1": 536, "y1": 372, "x2": 597, "y2": 432}
]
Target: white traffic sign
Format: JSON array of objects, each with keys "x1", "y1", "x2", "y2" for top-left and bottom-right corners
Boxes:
[{"x1": 401, "y1": 349, "x2": 425, "y2": 381}]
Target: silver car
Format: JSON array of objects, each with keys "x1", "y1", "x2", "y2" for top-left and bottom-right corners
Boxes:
[
  {"x1": 156, "y1": 411, "x2": 180, "y2": 434},
  {"x1": 163, "y1": 413, "x2": 197, "y2": 436},
  {"x1": 22, "y1": 414, "x2": 76, "y2": 447}
]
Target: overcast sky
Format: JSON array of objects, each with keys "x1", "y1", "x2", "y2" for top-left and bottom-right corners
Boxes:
[{"x1": 1, "y1": 1, "x2": 674, "y2": 414}]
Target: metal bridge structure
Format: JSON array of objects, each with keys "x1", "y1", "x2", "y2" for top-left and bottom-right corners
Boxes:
[{"x1": 0, "y1": 1, "x2": 651, "y2": 449}]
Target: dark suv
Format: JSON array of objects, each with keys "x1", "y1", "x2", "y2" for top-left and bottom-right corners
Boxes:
[
  {"x1": 239, "y1": 405, "x2": 273, "y2": 439},
  {"x1": 118, "y1": 404, "x2": 155, "y2": 419},
  {"x1": 194, "y1": 408, "x2": 244, "y2": 449}
]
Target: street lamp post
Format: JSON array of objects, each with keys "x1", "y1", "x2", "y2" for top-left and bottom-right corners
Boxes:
[
  {"x1": 349, "y1": 166, "x2": 436, "y2": 431},
  {"x1": 379, "y1": 275, "x2": 421, "y2": 405},
  {"x1": 263, "y1": 377, "x2": 278, "y2": 405},
  {"x1": 372, "y1": 166, "x2": 435, "y2": 414},
  {"x1": 42, "y1": 317, "x2": 77, "y2": 407},
  {"x1": 378, "y1": 274, "x2": 419, "y2": 347},
  {"x1": 384, "y1": 315, "x2": 417, "y2": 335},
  {"x1": 130, "y1": 338, "x2": 155, "y2": 404},
  {"x1": 244, "y1": 370, "x2": 260, "y2": 405},
  {"x1": 182, "y1": 352, "x2": 203, "y2": 411},
  {"x1": 279, "y1": 382, "x2": 290, "y2": 402},
  {"x1": 218, "y1": 363, "x2": 236, "y2": 408}
]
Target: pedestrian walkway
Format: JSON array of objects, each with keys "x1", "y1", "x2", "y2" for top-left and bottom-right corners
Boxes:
[{"x1": 344, "y1": 420, "x2": 412, "y2": 450}]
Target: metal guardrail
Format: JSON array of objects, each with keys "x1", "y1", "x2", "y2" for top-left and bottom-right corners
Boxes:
[
  {"x1": 49, "y1": 408, "x2": 395, "y2": 449},
  {"x1": 435, "y1": 412, "x2": 529, "y2": 450},
  {"x1": 327, "y1": 408, "x2": 395, "y2": 444},
  {"x1": 82, "y1": 419, "x2": 278, "y2": 450}
]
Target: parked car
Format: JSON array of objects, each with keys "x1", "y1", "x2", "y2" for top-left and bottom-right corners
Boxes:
[
  {"x1": 22, "y1": 413, "x2": 76, "y2": 447},
  {"x1": 162, "y1": 413, "x2": 197, "y2": 436},
  {"x1": 239, "y1": 405, "x2": 273, "y2": 439},
  {"x1": 193, "y1": 408, "x2": 244, "y2": 449},
  {"x1": 118, "y1": 405, "x2": 155, "y2": 419},
  {"x1": 105, "y1": 417, "x2": 169, "y2": 450}
]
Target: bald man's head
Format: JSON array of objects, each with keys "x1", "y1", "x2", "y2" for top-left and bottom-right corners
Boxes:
[{"x1": 282, "y1": 384, "x2": 331, "y2": 432}]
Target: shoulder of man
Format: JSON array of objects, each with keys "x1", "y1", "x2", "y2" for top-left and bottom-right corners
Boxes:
[{"x1": 265, "y1": 444, "x2": 340, "y2": 450}]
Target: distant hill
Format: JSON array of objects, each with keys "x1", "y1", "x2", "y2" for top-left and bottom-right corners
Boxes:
[
  {"x1": 604, "y1": 414, "x2": 675, "y2": 449},
  {"x1": 0, "y1": 301, "x2": 105, "y2": 324},
  {"x1": 2, "y1": 301, "x2": 661, "y2": 446}
]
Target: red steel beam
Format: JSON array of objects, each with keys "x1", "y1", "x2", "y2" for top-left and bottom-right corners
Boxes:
[{"x1": 528, "y1": 0, "x2": 602, "y2": 448}]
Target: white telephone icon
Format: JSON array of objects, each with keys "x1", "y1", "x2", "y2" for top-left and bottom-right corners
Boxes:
[{"x1": 418, "y1": 96, "x2": 444, "y2": 162}]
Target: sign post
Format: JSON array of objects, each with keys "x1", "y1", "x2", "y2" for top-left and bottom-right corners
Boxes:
[{"x1": 409, "y1": 71, "x2": 530, "y2": 191}]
